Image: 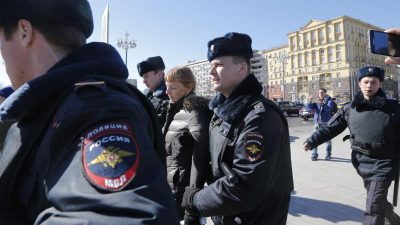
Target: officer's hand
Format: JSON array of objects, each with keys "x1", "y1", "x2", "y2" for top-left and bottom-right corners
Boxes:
[
  {"x1": 184, "y1": 212, "x2": 201, "y2": 225},
  {"x1": 303, "y1": 142, "x2": 311, "y2": 151},
  {"x1": 384, "y1": 29, "x2": 400, "y2": 65},
  {"x1": 181, "y1": 186, "x2": 201, "y2": 216}
]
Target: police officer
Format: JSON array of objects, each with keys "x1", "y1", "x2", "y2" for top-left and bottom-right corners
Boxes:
[
  {"x1": 181, "y1": 32, "x2": 294, "y2": 225},
  {"x1": 303, "y1": 66, "x2": 400, "y2": 225},
  {"x1": 137, "y1": 56, "x2": 169, "y2": 126},
  {"x1": 0, "y1": 0, "x2": 179, "y2": 224}
]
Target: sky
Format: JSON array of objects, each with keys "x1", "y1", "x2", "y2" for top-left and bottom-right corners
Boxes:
[{"x1": 0, "y1": 0, "x2": 399, "y2": 91}]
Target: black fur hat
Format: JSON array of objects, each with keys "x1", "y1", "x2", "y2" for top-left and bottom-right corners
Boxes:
[
  {"x1": 137, "y1": 56, "x2": 166, "y2": 77},
  {"x1": 357, "y1": 66, "x2": 385, "y2": 82},
  {"x1": 0, "y1": 0, "x2": 93, "y2": 38},
  {"x1": 207, "y1": 32, "x2": 253, "y2": 61}
]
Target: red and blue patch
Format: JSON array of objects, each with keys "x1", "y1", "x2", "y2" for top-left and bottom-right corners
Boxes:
[
  {"x1": 244, "y1": 132, "x2": 264, "y2": 162},
  {"x1": 82, "y1": 121, "x2": 140, "y2": 191}
]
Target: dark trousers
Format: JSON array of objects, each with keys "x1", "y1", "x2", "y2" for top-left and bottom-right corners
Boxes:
[{"x1": 363, "y1": 180, "x2": 393, "y2": 225}]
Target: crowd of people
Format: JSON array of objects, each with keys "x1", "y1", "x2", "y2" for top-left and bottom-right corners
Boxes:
[{"x1": 0, "y1": 1, "x2": 398, "y2": 225}]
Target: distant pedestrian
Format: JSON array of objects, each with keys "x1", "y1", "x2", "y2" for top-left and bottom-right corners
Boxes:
[
  {"x1": 181, "y1": 32, "x2": 294, "y2": 225},
  {"x1": 137, "y1": 56, "x2": 169, "y2": 126},
  {"x1": 305, "y1": 88, "x2": 335, "y2": 161},
  {"x1": 303, "y1": 66, "x2": 400, "y2": 225}
]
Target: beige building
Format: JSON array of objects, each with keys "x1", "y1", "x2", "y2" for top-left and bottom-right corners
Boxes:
[
  {"x1": 187, "y1": 15, "x2": 399, "y2": 101},
  {"x1": 266, "y1": 15, "x2": 399, "y2": 103},
  {"x1": 264, "y1": 45, "x2": 289, "y2": 100}
]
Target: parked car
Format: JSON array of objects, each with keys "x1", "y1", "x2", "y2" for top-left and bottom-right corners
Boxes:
[
  {"x1": 299, "y1": 107, "x2": 315, "y2": 120},
  {"x1": 274, "y1": 101, "x2": 303, "y2": 117}
]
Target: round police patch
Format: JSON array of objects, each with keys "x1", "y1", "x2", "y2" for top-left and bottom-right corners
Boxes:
[
  {"x1": 82, "y1": 121, "x2": 139, "y2": 191},
  {"x1": 244, "y1": 132, "x2": 264, "y2": 162}
]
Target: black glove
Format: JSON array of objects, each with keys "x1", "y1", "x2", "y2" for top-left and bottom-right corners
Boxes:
[
  {"x1": 181, "y1": 186, "x2": 201, "y2": 216},
  {"x1": 184, "y1": 213, "x2": 201, "y2": 225}
]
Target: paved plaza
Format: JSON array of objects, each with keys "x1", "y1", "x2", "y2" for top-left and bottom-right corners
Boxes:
[{"x1": 204, "y1": 117, "x2": 400, "y2": 225}]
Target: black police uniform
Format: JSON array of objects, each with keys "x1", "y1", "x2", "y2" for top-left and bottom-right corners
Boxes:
[
  {"x1": 191, "y1": 74, "x2": 294, "y2": 225},
  {"x1": 0, "y1": 43, "x2": 179, "y2": 225},
  {"x1": 305, "y1": 88, "x2": 400, "y2": 225},
  {"x1": 138, "y1": 56, "x2": 170, "y2": 127},
  {"x1": 145, "y1": 82, "x2": 169, "y2": 126}
]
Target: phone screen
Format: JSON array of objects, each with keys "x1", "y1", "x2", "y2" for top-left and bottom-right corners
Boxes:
[{"x1": 369, "y1": 30, "x2": 400, "y2": 57}]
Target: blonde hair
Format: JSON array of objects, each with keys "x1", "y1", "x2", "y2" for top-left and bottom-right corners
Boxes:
[{"x1": 165, "y1": 66, "x2": 196, "y2": 92}]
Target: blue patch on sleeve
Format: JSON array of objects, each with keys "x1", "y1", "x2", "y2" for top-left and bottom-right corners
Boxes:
[{"x1": 82, "y1": 121, "x2": 140, "y2": 191}]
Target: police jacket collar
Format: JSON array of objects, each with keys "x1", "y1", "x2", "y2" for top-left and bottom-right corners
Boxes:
[
  {"x1": 0, "y1": 42, "x2": 128, "y2": 122},
  {"x1": 209, "y1": 74, "x2": 262, "y2": 123},
  {"x1": 351, "y1": 89, "x2": 386, "y2": 109},
  {"x1": 151, "y1": 81, "x2": 167, "y2": 98}
]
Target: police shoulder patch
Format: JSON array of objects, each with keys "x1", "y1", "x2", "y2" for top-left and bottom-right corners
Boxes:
[
  {"x1": 244, "y1": 132, "x2": 264, "y2": 161},
  {"x1": 82, "y1": 121, "x2": 140, "y2": 191}
]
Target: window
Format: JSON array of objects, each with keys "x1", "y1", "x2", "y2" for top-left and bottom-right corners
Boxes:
[
  {"x1": 336, "y1": 44, "x2": 342, "y2": 61},
  {"x1": 312, "y1": 50, "x2": 317, "y2": 65},
  {"x1": 311, "y1": 30, "x2": 317, "y2": 46},
  {"x1": 328, "y1": 47, "x2": 333, "y2": 63},
  {"x1": 298, "y1": 54, "x2": 303, "y2": 68},
  {"x1": 320, "y1": 49, "x2": 325, "y2": 63},
  {"x1": 305, "y1": 52, "x2": 310, "y2": 66},
  {"x1": 319, "y1": 28, "x2": 324, "y2": 40},
  {"x1": 304, "y1": 33, "x2": 309, "y2": 47},
  {"x1": 335, "y1": 23, "x2": 341, "y2": 33}
]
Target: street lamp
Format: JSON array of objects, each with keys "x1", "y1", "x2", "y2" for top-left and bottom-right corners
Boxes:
[
  {"x1": 117, "y1": 31, "x2": 137, "y2": 67},
  {"x1": 274, "y1": 52, "x2": 289, "y2": 100}
]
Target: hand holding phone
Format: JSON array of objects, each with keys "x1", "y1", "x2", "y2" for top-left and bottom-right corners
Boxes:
[
  {"x1": 384, "y1": 28, "x2": 400, "y2": 65},
  {"x1": 368, "y1": 29, "x2": 400, "y2": 57}
]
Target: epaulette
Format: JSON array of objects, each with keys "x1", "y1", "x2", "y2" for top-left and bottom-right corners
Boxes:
[
  {"x1": 253, "y1": 101, "x2": 266, "y2": 114},
  {"x1": 74, "y1": 80, "x2": 107, "y2": 98}
]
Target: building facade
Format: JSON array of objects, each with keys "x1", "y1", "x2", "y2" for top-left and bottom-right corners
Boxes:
[
  {"x1": 264, "y1": 45, "x2": 289, "y2": 101},
  {"x1": 267, "y1": 16, "x2": 399, "y2": 103},
  {"x1": 187, "y1": 16, "x2": 400, "y2": 101}
]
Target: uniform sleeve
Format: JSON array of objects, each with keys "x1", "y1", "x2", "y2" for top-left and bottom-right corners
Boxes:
[
  {"x1": 193, "y1": 107, "x2": 287, "y2": 216},
  {"x1": 306, "y1": 105, "x2": 349, "y2": 149},
  {"x1": 34, "y1": 92, "x2": 179, "y2": 225},
  {"x1": 188, "y1": 110, "x2": 211, "y2": 188}
]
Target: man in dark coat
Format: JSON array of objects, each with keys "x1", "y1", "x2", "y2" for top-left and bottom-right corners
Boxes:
[
  {"x1": 137, "y1": 56, "x2": 169, "y2": 126},
  {"x1": 181, "y1": 32, "x2": 294, "y2": 225},
  {"x1": 0, "y1": 0, "x2": 179, "y2": 224},
  {"x1": 304, "y1": 66, "x2": 400, "y2": 225}
]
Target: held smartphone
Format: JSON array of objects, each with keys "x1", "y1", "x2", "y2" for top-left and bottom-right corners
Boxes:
[{"x1": 368, "y1": 30, "x2": 400, "y2": 57}]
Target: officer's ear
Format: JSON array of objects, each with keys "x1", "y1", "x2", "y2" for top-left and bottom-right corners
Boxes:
[{"x1": 17, "y1": 19, "x2": 33, "y2": 48}]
